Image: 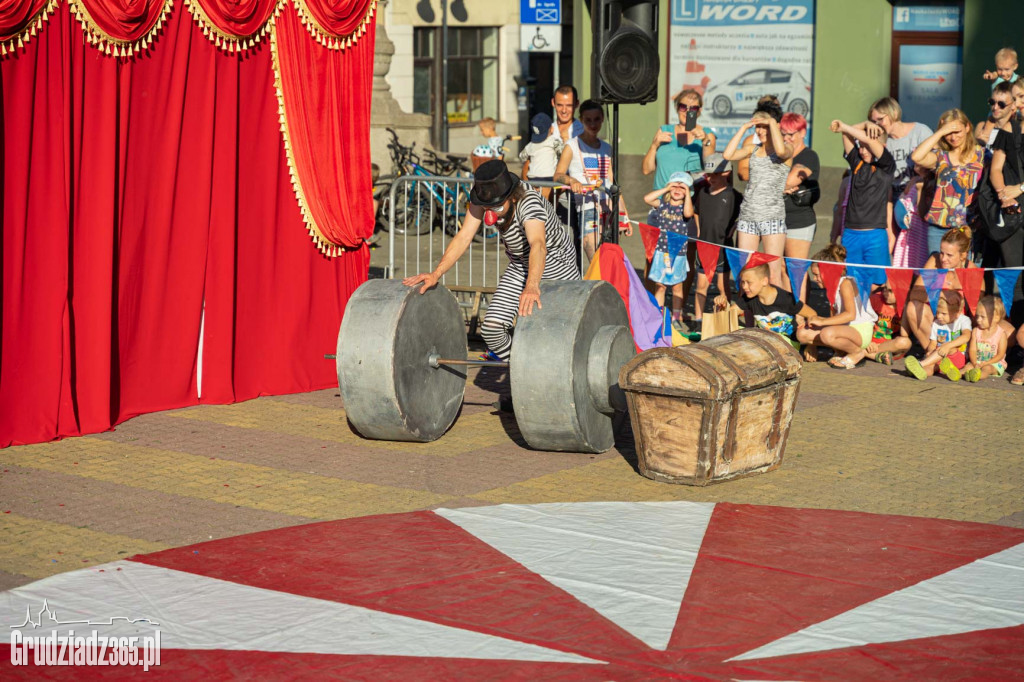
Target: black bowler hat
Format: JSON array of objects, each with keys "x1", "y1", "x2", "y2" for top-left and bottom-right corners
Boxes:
[{"x1": 470, "y1": 160, "x2": 519, "y2": 207}]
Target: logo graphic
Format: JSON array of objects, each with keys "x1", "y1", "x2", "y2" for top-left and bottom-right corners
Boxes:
[{"x1": 9, "y1": 600, "x2": 161, "y2": 671}]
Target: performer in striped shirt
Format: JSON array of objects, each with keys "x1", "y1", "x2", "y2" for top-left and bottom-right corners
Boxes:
[{"x1": 403, "y1": 161, "x2": 580, "y2": 365}]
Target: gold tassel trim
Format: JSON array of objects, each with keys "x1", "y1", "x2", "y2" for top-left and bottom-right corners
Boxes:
[
  {"x1": 0, "y1": 0, "x2": 59, "y2": 58},
  {"x1": 269, "y1": 18, "x2": 349, "y2": 258},
  {"x1": 290, "y1": 0, "x2": 375, "y2": 52},
  {"x1": 182, "y1": 0, "x2": 282, "y2": 54},
  {"x1": 70, "y1": 0, "x2": 174, "y2": 58}
]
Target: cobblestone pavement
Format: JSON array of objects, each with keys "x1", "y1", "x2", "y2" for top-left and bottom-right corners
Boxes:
[{"x1": 2, "y1": 354, "x2": 1022, "y2": 593}]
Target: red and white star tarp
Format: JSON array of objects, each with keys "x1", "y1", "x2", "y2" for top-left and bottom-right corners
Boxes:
[{"x1": 3, "y1": 501, "x2": 1023, "y2": 679}]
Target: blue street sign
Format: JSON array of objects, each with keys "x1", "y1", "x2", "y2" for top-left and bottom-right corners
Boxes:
[{"x1": 521, "y1": 0, "x2": 560, "y2": 25}]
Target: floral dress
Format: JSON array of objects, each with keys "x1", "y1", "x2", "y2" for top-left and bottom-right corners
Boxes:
[{"x1": 925, "y1": 149, "x2": 984, "y2": 229}]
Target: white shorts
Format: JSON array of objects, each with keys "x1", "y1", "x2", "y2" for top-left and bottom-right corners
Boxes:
[{"x1": 736, "y1": 219, "x2": 786, "y2": 236}]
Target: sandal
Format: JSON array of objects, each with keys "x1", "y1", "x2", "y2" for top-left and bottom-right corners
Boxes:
[
  {"x1": 965, "y1": 368, "x2": 982, "y2": 383},
  {"x1": 828, "y1": 356, "x2": 865, "y2": 370},
  {"x1": 938, "y1": 356, "x2": 961, "y2": 382},
  {"x1": 874, "y1": 351, "x2": 893, "y2": 365},
  {"x1": 904, "y1": 356, "x2": 927, "y2": 381},
  {"x1": 1011, "y1": 367, "x2": 1024, "y2": 386}
]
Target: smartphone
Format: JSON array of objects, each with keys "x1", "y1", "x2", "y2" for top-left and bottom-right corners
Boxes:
[{"x1": 685, "y1": 109, "x2": 699, "y2": 132}]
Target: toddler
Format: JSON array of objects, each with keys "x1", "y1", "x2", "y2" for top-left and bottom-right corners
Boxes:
[
  {"x1": 644, "y1": 171, "x2": 694, "y2": 326},
  {"x1": 715, "y1": 263, "x2": 814, "y2": 346},
  {"x1": 471, "y1": 118, "x2": 506, "y2": 170},
  {"x1": 984, "y1": 47, "x2": 1019, "y2": 90},
  {"x1": 519, "y1": 112, "x2": 562, "y2": 199},
  {"x1": 865, "y1": 283, "x2": 912, "y2": 364},
  {"x1": 904, "y1": 291, "x2": 972, "y2": 381},
  {"x1": 964, "y1": 296, "x2": 1009, "y2": 382},
  {"x1": 794, "y1": 244, "x2": 878, "y2": 368}
]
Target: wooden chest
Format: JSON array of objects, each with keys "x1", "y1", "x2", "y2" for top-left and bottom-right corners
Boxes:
[{"x1": 619, "y1": 328, "x2": 802, "y2": 486}]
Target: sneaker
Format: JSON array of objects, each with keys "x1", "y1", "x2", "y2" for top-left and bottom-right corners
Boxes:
[
  {"x1": 938, "y1": 356, "x2": 961, "y2": 382},
  {"x1": 904, "y1": 356, "x2": 927, "y2": 381},
  {"x1": 965, "y1": 367, "x2": 982, "y2": 383}
]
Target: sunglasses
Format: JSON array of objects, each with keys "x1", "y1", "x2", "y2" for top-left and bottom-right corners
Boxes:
[
  {"x1": 989, "y1": 99, "x2": 1010, "y2": 109},
  {"x1": 677, "y1": 105, "x2": 701, "y2": 112}
]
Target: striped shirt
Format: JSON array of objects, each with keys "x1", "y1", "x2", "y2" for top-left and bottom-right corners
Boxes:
[{"x1": 501, "y1": 185, "x2": 575, "y2": 266}]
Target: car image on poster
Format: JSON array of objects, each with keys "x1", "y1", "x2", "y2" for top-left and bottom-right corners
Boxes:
[{"x1": 668, "y1": 0, "x2": 815, "y2": 141}]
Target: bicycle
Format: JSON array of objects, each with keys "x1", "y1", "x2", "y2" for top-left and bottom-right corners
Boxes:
[{"x1": 381, "y1": 128, "x2": 498, "y2": 243}]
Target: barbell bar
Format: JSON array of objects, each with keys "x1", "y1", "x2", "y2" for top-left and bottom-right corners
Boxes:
[{"x1": 335, "y1": 279, "x2": 636, "y2": 453}]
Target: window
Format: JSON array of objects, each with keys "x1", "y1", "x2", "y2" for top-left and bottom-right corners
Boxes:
[{"x1": 413, "y1": 27, "x2": 499, "y2": 125}]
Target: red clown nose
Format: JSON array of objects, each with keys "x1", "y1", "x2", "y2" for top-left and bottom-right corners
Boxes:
[{"x1": 484, "y1": 210, "x2": 498, "y2": 226}]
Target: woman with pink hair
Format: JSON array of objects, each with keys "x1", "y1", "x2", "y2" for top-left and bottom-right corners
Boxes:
[{"x1": 780, "y1": 113, "x2": 819, "y2": 300}]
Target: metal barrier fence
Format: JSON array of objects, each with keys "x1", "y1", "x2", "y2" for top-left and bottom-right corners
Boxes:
[{"x1": 385, "y1": 174, "x2": 612, "y2": 293}]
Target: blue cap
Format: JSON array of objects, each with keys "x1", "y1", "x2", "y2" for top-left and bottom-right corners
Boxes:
[
  {"x1": 667, "y1": 171, "x2": 694, "y2": 187},
  {"x1": 529, "y1": 113, "x2": 553, "y2": 143}
]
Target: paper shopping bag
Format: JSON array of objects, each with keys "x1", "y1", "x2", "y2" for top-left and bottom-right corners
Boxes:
[{"x1": 701, "y1": 307, "x2": 740, "y2": 341}]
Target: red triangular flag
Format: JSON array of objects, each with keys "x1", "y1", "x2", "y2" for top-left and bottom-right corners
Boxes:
[
  {"x1": 638, "y1": 223, "x2": 660, "y2": 262},
  {"x1": 885, "y1": 268, "x2": 915, "y2": 318},
  {"x1": 696, "y1": 241, "x2": 721, "y2": 281},
  {"x1": 744, "y1": 252, "x2": 780, "y2": 271},
  {"x1": 817, "y1": 262, "x2": 846, "y2": 308},
  {"x1": 956, "y1": 267, "x2": 985, "y2": 314}
]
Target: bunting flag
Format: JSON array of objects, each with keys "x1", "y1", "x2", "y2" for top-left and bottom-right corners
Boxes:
[
  {"x1": 744, "y1": 252, "x2": 779, "y2": 271},
  {"x1": 918, "y1": 269, "x2": 947, "y2": 315},
  {"x1": 816, "y1": 262, "x2": 845, "y2": 308},
  {"x1": 665, "y1": 232, "x2": 687, "y2": 262},
  {"x1": 886, "y1": 268, "x2": 915, "y2": 318},
  {"x1": 786, "y1": 258, "x2": 812, "y2": 302},
  {"x1": 696, "y1": 241, "x2": 721, "y2": 282},
  {"x1": 847, "y1": 266, "x2": 875, "y2": 308},
  {"x1": 639, "y1": 223, "x2": 661, "y2": 262},
  {"x1": 956, "y1": 268, "x2": 985, "y2": 315},
  {"x1": 726, "y1": 249, "x2": 750, "y2": 283},
  {"x1": 585, "y1": 244, "x2": 672, "y2": 351},
  {"x1": 992, "y1": 269, "x2": 1022, "y2": 317}
]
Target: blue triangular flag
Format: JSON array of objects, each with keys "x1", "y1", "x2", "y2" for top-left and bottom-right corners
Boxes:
[
  {"x1": 665, "y1": 232, "x2": 687, "y2": 262},
  {"x1": 726, "y1": 248, "x2": 750, "y2": 283},
  {"x1": 992, "y1": 269, "x2": 1022, "y2": 317},
  {"x1": 785, "y1": 258, "x2": 812, "y2": 302},
  {"x1": 918, "y1": 269, "x2": 947, "y2": 315},
  {"x1": 847, "y1": 266, "x2": 875, "y2": 308}
]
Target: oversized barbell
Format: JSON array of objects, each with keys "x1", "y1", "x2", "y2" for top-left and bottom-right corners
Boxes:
[{"x1": 335, "y1": 279, "x2": 636, "y2": 453}]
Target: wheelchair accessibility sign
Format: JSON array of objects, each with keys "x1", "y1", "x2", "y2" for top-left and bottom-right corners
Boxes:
[{"x1": 520, "y1": 24, "x2": 561, "y2": 53}]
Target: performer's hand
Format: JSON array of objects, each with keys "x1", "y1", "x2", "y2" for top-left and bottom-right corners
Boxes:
[
  {"x1": 402, "y1": 272, "x2": 439, "y2": 294},
  {"x1": 518, "y1": 285, "x2": 542, "y2": 316}
]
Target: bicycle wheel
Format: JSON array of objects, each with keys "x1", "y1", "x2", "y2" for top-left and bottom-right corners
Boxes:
[{"x1": 391, "y1": 184, "x2": 435, "y2": 235}]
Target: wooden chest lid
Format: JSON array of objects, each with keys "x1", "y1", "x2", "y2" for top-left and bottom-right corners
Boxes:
[{"x1": 619, "y1": 328, "x2": 802, "y2": 400}]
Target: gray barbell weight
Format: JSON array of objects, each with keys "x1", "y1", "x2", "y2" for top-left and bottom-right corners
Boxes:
[
  {"x1": 510, "y1": 279, "x2": 635, "y2": 453},
  {"x1": 336, "y1": 279, "x2": 635, "y2": 452},
  {"x1": 336, "y1": 280, "x2": 467, "y2": 441}
]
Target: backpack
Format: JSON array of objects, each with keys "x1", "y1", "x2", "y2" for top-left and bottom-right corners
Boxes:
[{"x1": 976, "y1": 116, "x2": 1024, "y2": 243}]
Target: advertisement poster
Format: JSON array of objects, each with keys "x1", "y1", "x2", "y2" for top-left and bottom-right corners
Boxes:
[
  {"x1": 898, "y1": 45, "x2": 963, "y2": 127},
  {"x1": 668, "y1": 0, "x2": 815, "y2": 142}
]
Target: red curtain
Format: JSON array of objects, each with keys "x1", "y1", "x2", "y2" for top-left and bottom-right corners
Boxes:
[
  {"x1": 273, "y1": 1, "x2": 373, "y2": 252},
  {"x1": 0, "y1": 1, "x2": 372, "y2": 446},
  {"x1": 296, "y1": 0, "x2": 372, "y2": 37},
  {"x1": 0, "y1": 0, "x2": 48, "y2": 39},
  {"x1": 186, "y1": 0, "x2": 277, "y2": 42},
  {"x1": 72, "y1": 0, "x2": 166, "y2": 42}
]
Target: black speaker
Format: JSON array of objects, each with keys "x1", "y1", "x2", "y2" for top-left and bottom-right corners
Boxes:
[{"x1": 591, "y1": 0, "x2": 660, "y2": 105}]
